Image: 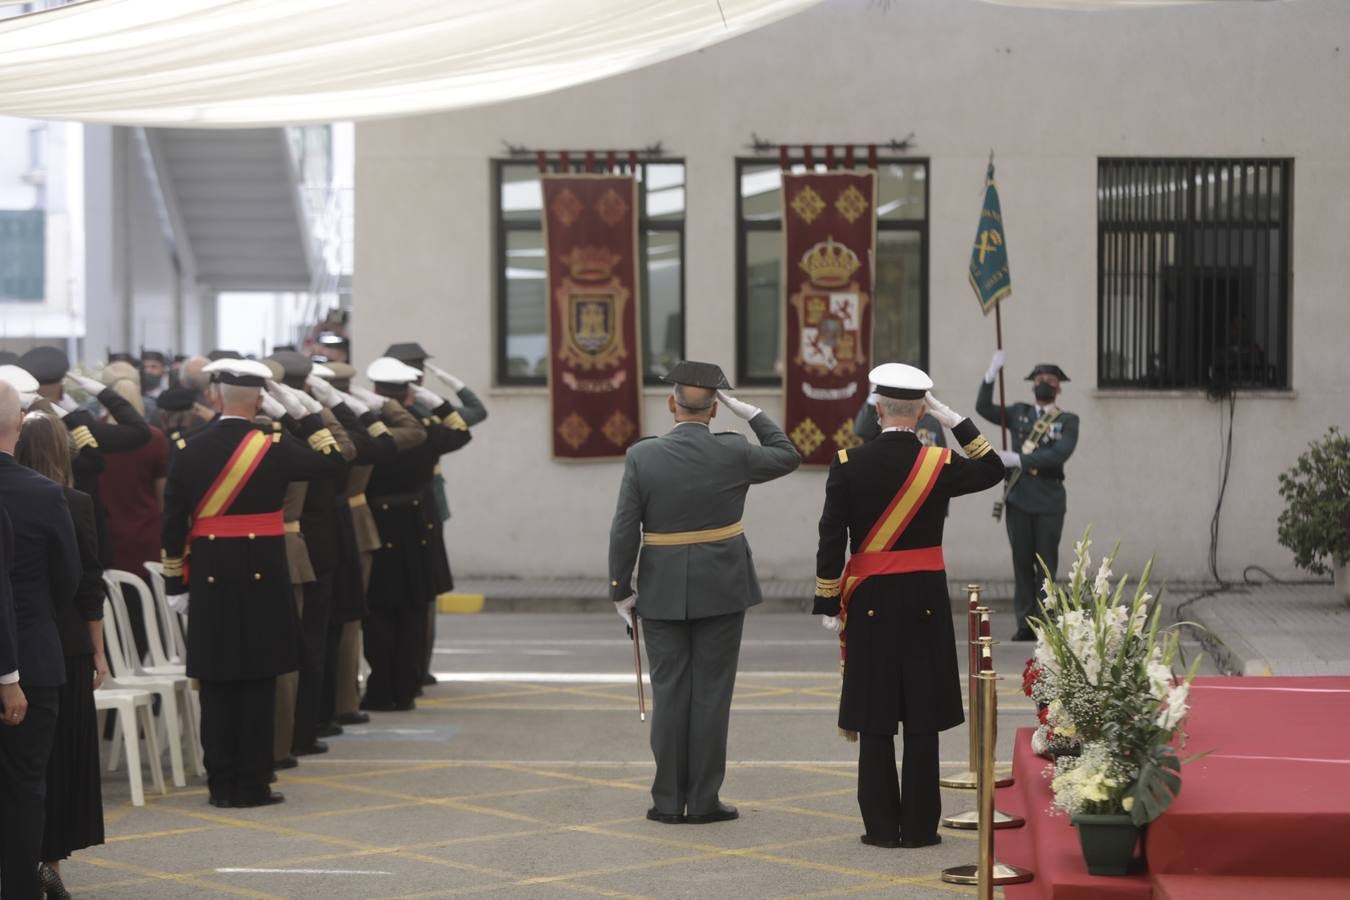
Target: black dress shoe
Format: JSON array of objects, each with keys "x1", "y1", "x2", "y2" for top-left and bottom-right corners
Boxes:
[
  {"x1": 860, "y1": 834, "x2": 901, "y2": 849},
  {"x1": 273, "y1": 755, "x2": 299, "y2": 770},
  {"x1": 1011, "y1": 628, "x2": 1035, "y2": 642},
  {"x1": 316, "y1": 721, "x2": 344, "y2": 738},
  {"x1": 336, "y1": 711, "x2": 370, "y2": 725},
  {"x1": 232, "y1": 791, "x2": 286, "y2": 808},
  {"x1": 293, "y1": 740, "x2": 329, "y2": 756},
  {"x1": 208, "y1": 795, "x2": 233, "y2": 808},
  {"x1": 646, "y1": 807, "x2": 685, "y2": 824},
  {"x1": 900, "y1": 834, "x2": 942, "y2": 848},
  {"x1": 393, "y1": 700, "x2": 416, "y2": 711},
  {"x1": 685, "y1": 802, "x2": 738, "y2": 824},
  {"x1": 38, "y1": 862, "x2": 72, "y2": 900},
  {"x1": 421, "y1": 672, "x2": 438, "y2": 687}
]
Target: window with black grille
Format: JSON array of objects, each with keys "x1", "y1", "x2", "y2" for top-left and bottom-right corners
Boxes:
[{"x1": 1097, "y1": 158, "x2": 1291, "y2": 391}]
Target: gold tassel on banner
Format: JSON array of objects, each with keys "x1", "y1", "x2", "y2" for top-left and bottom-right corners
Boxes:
[{"x1": 942, "y1": 644, "x2": 1033, "y2": 892}]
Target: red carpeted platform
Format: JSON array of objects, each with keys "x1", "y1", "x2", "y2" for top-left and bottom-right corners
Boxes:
[{"x1": 993, "y1": 677, "x2": 1350, "y2": 899}]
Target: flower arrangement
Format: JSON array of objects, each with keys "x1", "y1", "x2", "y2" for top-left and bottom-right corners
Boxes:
[{"x1": 1030, "y1": 531, "x2": 1200, "y2": 826}]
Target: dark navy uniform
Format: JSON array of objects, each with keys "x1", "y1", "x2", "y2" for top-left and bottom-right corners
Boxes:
[
  {"x1": 161, "y1": 413, "x2": 345, "y2": 806},
  {"x1": 815, "y1": 396, "x2": 1003, "y2": 846},
  {"x1": 975, "y1": 373, "x2": 1079, "y2": 635}
]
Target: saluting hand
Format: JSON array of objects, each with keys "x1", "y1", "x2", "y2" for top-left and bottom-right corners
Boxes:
[
  {"x1": 305, "y1": 374, "x2": 341, "y2": 408},
  {"x1": 715, "y1": 390, "x2": 761, "y2": 421},
  {"x1": 266, "y1": 382, "x2": 306, "y2": 419},
  {"x1": 349, "y1": 385, "x2": 385, "y2": 408},
  {"x1": 67, "y1": 373, "x2": 106, "y2": 396},
  {"x1": 410, "y1": 384, "x2": 443, "y2": 410},
  {"x1": 338, "y1": 390, "x2": 370, "y2": 416},
  {"x1": 424, "y1": 363, "x2": 466, "y2": 393},
  {"x1": 923, "y1": 392, "x2": 964, "y2": 429},
  {"x1": 259, "y1": 392, "x2": 287, "y2": 420}
]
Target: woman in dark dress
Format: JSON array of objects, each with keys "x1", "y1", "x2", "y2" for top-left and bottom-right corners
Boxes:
[{"x1": 15, "y1": 412, "x2": 106, "y2": 900}]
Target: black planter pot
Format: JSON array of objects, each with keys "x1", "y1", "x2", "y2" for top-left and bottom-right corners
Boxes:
[{"x1": 1072, "y1": 812, "x2": 1141, "y2": 876}]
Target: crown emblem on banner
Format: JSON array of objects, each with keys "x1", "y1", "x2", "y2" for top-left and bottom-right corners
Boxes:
[
  {"x1": 799, "y1": 236, "x2": 861, "y2": 288},
  {"x1": 562, "y1": 246, "x2": 623, "y2": 282}
]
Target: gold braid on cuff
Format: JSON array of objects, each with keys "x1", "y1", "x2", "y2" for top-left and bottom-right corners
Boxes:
[
  {"x1": 307, "y1": 428, "x2": 339, "y2": 454},
  {"x1": 962, "y1": 435, "x2": 994, "y2": 459},
  {"x1": 70, "y1": 425, "x2": 99, "y2": 450},
  {"x1": 366, "y1": 421, "x2": 390, "y2": 438},
  {"x1": 815, "y1": 576, "x2": 842, "y2": 598}
]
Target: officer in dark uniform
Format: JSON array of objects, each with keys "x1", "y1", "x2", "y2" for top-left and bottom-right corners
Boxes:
[
  {"x1": 361, "y1": 357, "x2": 474, "y2": 711},
  {"x1": 975, "y1": 353, "x2": 1080, "y2": 640},
  {"x1": 160, "y1": 358, "x2": 346, "y2": 808},
  {"x1": 610, "y1": 361, "x2": 800, "y2": 825},
  {"x1": 19, "y1": 346, "x2": 151, "y2": 568},
  {"x1": 814, "y1": 363, "x2": 1004, "y2": 849},
  {"x1": 383, "y1": 342, "x2": 488, "y2": 687}
]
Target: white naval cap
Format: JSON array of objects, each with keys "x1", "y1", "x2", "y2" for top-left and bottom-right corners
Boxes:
[
  {"x1": 202, "y1": 357, "x2": 272, "y2": 387},
  {"x1": 868, "y1": 363, "x2": 932, "y2": 400},
  {"x1": 0, "y1": 364, "x2": 40, "y2": 393},
  {"x1": 366, "y1": 356, "x2": 422, "y2": 385}
]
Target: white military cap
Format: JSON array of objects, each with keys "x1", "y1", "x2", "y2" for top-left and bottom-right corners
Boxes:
[
  {"x1": 366, "y1": 356, "x2": 422, "y2": 385},
  {"x1": 0, "y1": 364, "x2": 40, "y2": 392},
  {"x1": 202, "y1": 357, "x2": 272, "y2": 387},
  {"x1": 310, "y1": 362, "x2": 336, "y2": 379},
  {"x1": 868, "y1": 363, "x2": 932, "y2": 400}
]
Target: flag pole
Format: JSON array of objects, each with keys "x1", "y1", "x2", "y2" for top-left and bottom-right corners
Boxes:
[{"x1": 995, "y1": 304, "x2": 1008, "y2": 451}]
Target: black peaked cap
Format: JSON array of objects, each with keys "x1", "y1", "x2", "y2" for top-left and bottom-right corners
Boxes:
[
  {"x1": 663, "y1": 360, "x2": 732, "y2": 390},
  {"x1": 18, "y1": 345, "x2": 70, "y2": 385},
  {"x1": 1025, "y1": 364, "x2": 1070, "y2": 382}
]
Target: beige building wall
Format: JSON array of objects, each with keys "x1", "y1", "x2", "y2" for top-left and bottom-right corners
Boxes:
[{"x1": 354, "y1": 0, "x2": 1350, "y2": 583}]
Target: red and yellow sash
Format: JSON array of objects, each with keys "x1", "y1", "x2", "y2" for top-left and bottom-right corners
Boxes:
[
  {"x1": 838, "y1": 446, "x2": 950, "y2": 663},
  {"x1": 182, "y1": 430, "x2": 276, "y2": 582}
]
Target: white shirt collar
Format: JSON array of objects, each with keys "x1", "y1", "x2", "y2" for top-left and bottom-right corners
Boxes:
[
  {"x1": 219, "y1": 414, "x2": 249, "y2": 422},
  {"x1": 881, "y1": 425, "x2": 915, "y2": 434},
  {"x1": 674, "y1": 420, "x2": 710, "y2": 430}
]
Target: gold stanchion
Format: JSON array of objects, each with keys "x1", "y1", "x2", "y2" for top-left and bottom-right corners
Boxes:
[
  {"x1": 942, "y1": 628, "x2": 1024, "y2": 827},
  {"x1": 939, "y1": 585, "x2": 982, "y2": 789},
  {"x1": 942, "y1": 644, "x2": 1033, "y2": 891}
]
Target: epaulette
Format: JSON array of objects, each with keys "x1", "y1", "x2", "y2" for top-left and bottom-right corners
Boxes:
[
  {"x1": 837, "y1": 449, "x2": 849, "y2": 464},
  {"x1": 171, "y1": 430, "x2": 187, "y2": 450}
]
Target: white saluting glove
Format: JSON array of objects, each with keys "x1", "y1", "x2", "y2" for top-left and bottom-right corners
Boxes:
[
  {"x1": 266, "y1": 382, "x2": 307, "y2": 419},
  {"x1": 410, "y1": 384, "x2": 444, "y2": 410},
  {"x1": 715, "y1": 390, "x2": 761, "y2": 421},
  {"x1": 923, "y1": 392, "x2": 964, "y2": 429},
  {"x1": 305, "y1": 374, "x2": 340, "y2": 408},
  {"x1": 349, "y1": 385, "x2": 384, "y2": 407},
  {"x1": 295, "y1": 385, "x2": 323, "y2": 416},
  {"x1": 168, "y1": 593, "x2": 189, "y2": 615},
  {"x1": 615, "y1": 594, "x2": 637, "y2": 629},
  {"x1": 423, "y1": 362, "x2": 466, "y2": 393},
  {"x1": 338, "y1": 390, "x2": 370, "y2": 417},
  {"x1": 866, "y1": 390, "x2": 879, "y2": 407},
  {"x1": 998, "y1": 450, "x2": 1022, "y2": 469},
  {"x1": 821, "y1": 615, "x2": 842, "y2": 634},
  {"x1": 18, "y1": 392, "x2": 36, "y2": 411},
  {"x1": 984, "y1": 349, "x2": 1006, "y2": 385},
  {"x1": 259, "y1": 393, "x2": 287, "y2": 421},
  {"x1": 67, "y1": 373, "x2": 106, "y2": 396},
  {"x1": 56, "y1": 394, "x2": 78, "y2": 414}
]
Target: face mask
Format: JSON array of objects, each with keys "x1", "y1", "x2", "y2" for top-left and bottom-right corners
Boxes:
[
  {"x1": 141, "y1": 372, "x2": 162, "y2": 394},
  {"x1": 1034, "y1": 382, "x2": 1057, "y2": 403}
]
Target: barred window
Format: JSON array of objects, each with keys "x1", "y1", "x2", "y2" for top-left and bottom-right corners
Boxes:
[
  {"x1": 1098, "y1": 158, "x2": 1291, "y2": 391},
  {"x1": 736, "y1": 158, "x2": 928, "y2": 385},
  {"x1": 494, "y1": 159, "x2": 685, "y2": 386}
]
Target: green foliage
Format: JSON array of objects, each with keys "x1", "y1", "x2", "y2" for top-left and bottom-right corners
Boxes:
[
  {"x1": 1277, "y1": 427, "x2": 1350, "y2": 576},
  {"x1": 1126, "y1": 750, "x2": 1181, "y2": 826}
]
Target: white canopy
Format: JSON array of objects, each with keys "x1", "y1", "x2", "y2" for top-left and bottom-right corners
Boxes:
[{"x1": 0, "y1": 0, "x2": 823, "y2": 127}]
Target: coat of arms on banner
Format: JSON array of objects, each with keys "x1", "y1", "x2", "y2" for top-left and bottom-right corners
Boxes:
[
  {"x1": 555, "y1": 245, "x2": 630, "y2": 371},
  {"x1": 790, "y1": 236, "x2": 870, "y2": 377}
]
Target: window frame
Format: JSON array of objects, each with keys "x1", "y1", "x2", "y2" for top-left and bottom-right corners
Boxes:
[
  {"x1": 492, "y1": 157, "x2": 687, "y2": 387},
  {"x1": 1096, "y1": 156, "x2": 1293, "y2": 392},
  {"x1": 734, "y1": 156, "x2": 930, "y2": 387}
]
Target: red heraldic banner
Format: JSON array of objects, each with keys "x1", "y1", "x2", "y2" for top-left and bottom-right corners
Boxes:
[
  {"x1": 543, "y1": 174, "x2": 643, "y2": 460},
  {"x1": 781, "y1": 170, "x2": 877, "y2": 466}
]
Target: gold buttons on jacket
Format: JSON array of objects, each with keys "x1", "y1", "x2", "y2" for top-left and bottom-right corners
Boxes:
[
  {"x1": 412, "y1": 499, "x2": 419, "y2": 507},
  {"x1": 208, "y1": 534, "x2": 216, "y2": 541},
  {"x1": 386, "y1": 542, "x2": 394, "y2": 549},
  {"x1": 382, "y1": 503, "x2": 389, "y2": 510},
  {"x1": 867, "y1": 609, "x2": 875, "y2": 617},
  {"x1": 420, "y1": 539, "x2": 427, "y2": 546},
  {"x1": 253, "y1": 573, "x2": 262, "y2": 581},
  {"x1": 207, "y1": 576, "x2": 215, "y2": 584},
  {"x1": 248, "y1": 533, "x2": 256, "y2": 540}
]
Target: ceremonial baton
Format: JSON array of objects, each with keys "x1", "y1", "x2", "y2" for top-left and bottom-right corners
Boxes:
[{"x1": 631, "y1": 615, "x2": 646, "y2": 722}]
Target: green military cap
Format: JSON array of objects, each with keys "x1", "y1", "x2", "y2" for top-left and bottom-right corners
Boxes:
[
  {"x1": 157, "y1": 387, "x2": 197, "y2": 412},
  {"x1": 384, "y1": 342, "x2": 431, "y2": 368},
  {"x1": 1025, "y1": 364, "x2": 1070, "y2": 382},
  {"x1": 663, "y1": 360, "x2": 732, "y2": 390},
  {"x1": 267, "y1": 349, "x2": 312, "y2": 388},
  {"x1": 207, "y1": 349, "x2": 243, "y2": 361},
  {"x1": 17, "y1": 345, "x2": 69, "y2": 385},
  {"x1": 0, "y1": 351, "x2": 17, "y2": 365}
]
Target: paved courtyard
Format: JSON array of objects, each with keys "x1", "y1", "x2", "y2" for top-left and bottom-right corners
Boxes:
[{"x1": 62, "y1": 610, "x2": 1058, "y2": 899}]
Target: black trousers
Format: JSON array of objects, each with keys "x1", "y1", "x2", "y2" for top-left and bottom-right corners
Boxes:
[
  {"x1": 319, "y1": 609, "x2": 344, "y2": 726},
  {"x1": 0, "y1": 685, "x2": 58, "y2": 900},
  {"x1": 857, "y1": 731, "x2": 939, "y2": 843},
  {"x1": 292, "y1": 572, "x2": 333, "y2": 750},
  {"x1": 1005, "y1": 505, "x2": 1064, "y2": 631},
  {"x1": 199, "y1": 678, "x2": 275, "y2": 804},
  {"x1": 362, "y1": 604, "x2": 426, "y2": 709}
]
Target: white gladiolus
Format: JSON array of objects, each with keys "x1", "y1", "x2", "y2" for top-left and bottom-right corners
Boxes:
[{"x1": 1093, "y1": 559, "x2": 1113, "y2": 598}]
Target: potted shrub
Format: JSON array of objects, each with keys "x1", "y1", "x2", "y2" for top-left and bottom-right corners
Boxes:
[
  {"x1": 1278, "y1": 427, "x2": 1350, "y2": 599},
  {"x1": 1031, "y1": 532, "x2": 1200, "y2": 876}
]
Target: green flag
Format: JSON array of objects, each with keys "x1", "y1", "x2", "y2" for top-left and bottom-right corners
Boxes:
[{"x1": 968, "y1": 161, "x2": 1010, "y2": 315}]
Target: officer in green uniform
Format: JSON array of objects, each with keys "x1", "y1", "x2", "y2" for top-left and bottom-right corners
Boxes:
[
  {"x1": 609, "y1": 361, "x2": 800, "y2": 825},
  {"x1": 975, "y1": 353, "x2": 1079, "y2": 640}
]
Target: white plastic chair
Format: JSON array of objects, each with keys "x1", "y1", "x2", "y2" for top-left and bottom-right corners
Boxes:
[
  {"x1": 105, "y1": 568, "x2": 204, "y2": 775},
  {"x1": 93, "y1": 687, "x2": 164, "y2": 806},
  {"x1": 100, "y1": 590, "x2": 189, "y2": 788},
  {"x1": 142, "y1": 561, "x2": 187, "y2": 665}
]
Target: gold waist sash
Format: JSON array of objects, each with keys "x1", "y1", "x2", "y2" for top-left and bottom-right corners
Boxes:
[
  {"x1": 348, "y1": 493, "x2": 368, "y2": 508},
  {"x1": 284, "y1": 521, "x2": 301, "y2": 534},
  {"x1": 643, "y1": 521, "x2": 744, "y2": 547}
]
